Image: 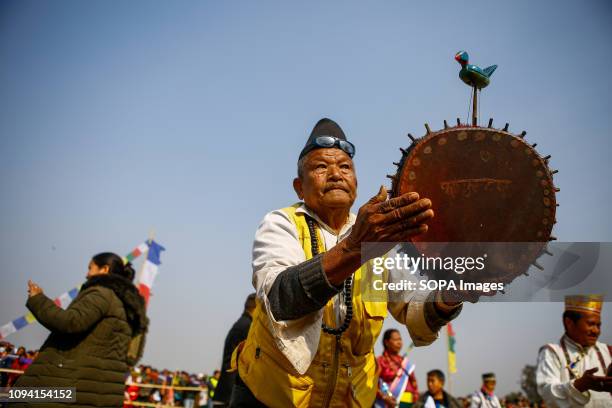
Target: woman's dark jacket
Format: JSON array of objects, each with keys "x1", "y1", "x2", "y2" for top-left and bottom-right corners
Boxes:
[{"x1": 13, "y1": 273, "x2": 148, "y2": 407}]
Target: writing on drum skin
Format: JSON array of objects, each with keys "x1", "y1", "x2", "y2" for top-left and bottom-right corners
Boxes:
[{"x1": 440, "y1": 178, "x2": 512, "y2": 198}]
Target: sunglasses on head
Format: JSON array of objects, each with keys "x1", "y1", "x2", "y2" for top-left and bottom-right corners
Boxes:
[{"x1": 309, "y1": 135, "x2": 356, "y2": 158}]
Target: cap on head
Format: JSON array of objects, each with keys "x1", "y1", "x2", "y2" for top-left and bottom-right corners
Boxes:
[
  {"x1": 565, "y1": 295, "x2": 603, "y2": 315},
  {"x1": 482, "y1": 372, "x2": 496, "y2": 381},
  {"x1": 299, "y1": 118, "x2": 349, "y2": 160}
]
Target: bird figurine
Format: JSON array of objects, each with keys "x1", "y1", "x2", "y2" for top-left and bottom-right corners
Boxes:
[{"x1": 455, "y1": 51, "x2": 497, "y2": 89}]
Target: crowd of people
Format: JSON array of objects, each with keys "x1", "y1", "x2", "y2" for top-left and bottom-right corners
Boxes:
[
  {"x1": 0, "y1": 343, "x2": 38, "y2": 387},
  {"x1": 372, "y1": 329, "x2": 549, "y2": 408},
  {"x1": 1, "y1": 342, "x2": 221, "y2": 408},
  {"x1": 120, "y1": 360, "x2": 549, "y2": 408},
  {"x1": 123, "y1": 365, "x2": 220, "y2": 408},
  {"x1": 2, "y1": 338, "x2": 549, "y2": 408}
]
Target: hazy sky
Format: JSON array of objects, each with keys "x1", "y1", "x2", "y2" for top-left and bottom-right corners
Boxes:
[{"x1": 1, "y1": 0, "x2": 611, "y2": 397}]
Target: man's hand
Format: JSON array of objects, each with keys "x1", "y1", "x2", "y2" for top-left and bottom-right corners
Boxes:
[
  {"x1": 27, "y1": 279, "x2": 43, "y2": 298},
  {"x1": 573, "y1": 367, "x2": 612, "y2": 393},
  {"x1": 440, "y1": 288, "x2": 478, "y2": 305},
  {"x1": 323, "y1": 186, "x2": 433, "y2": 285},
  {"x1": 439, "y1": 286, "x2": 498, "y2": 305},
  {"x1": 344, "y1": 185, "x2": 433, "y2": 255}
]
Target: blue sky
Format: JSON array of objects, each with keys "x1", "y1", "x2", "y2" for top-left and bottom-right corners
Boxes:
[{"x1": 1, "y1": 0, "x2": 611, "y2": 396}]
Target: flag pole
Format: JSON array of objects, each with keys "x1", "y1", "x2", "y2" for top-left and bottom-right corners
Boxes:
[{"x1": 472, "y1": 85, "x2": 478, "y2": 126}]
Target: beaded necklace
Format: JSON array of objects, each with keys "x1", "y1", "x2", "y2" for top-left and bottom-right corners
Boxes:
[
  {"x1": 560, "y1": 336, "x2": 607, "y2": 379},
  {"x1": 306, "y1": 216, "x2": 353, "y2": 337}
]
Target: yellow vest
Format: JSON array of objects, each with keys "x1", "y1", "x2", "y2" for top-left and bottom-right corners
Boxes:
[
  {"x1": 209, "y1": 376, "x2": 218, "y2": 398},
  {"x1": 234, "y1": 204, "x2": 387, "y2": 407}
]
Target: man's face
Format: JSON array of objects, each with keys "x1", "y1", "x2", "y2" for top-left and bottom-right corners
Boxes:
[
  {"x1": 565, "y1": 311, "x2": 601, "y2": 347},
  {"x1": 483, "y1": 379, "x2": 496, "y2": 393},
  {"x1": 427, "y1": 375, "x2": 444, "y2": 395},
  {"x1": 293, "y1": 148, "x2": 357, "y2": 214}
]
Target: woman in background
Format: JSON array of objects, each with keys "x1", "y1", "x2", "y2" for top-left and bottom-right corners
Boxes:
[
  {"x1": 376, "y1": 328, "x2": 420, "y2": 408},
  {"x1": 14, "y1": 252, "x2": 148, "y2": 408},
  {"x1": 7, "y1": 346, "x2": 32, "y2": 386}
]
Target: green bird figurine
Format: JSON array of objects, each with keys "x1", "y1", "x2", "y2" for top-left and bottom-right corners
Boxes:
[{"x1": 455, "y1": 51, "x2": 497, "y2": 89}]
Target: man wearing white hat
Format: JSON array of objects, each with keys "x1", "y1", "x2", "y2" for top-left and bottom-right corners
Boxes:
[{"x1": 536, "y1": 295, "x2": 612, "y2": 407}]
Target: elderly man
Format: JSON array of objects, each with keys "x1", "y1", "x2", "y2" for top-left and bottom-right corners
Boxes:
[
  {"x1": 536, "y1": 295, "x2": 611, "y2": 408},
  {"x1": 230, "y1": 118, "x2": 464, "y2": 407}
]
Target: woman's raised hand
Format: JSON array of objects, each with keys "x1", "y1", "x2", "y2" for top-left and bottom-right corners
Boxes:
[{"x1": 27, "y1": 279, "x2": 43, "y2": 298}]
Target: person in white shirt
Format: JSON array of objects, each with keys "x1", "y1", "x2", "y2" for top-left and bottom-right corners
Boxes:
[
  {"x1": 230, "y1": 118, "x2": 469, "y2": 407},
  {"x1": 536, "y1": 295, "x2": 611, "y2": 408},
  {"x1": 469, "y1": 372, "x2": 502, "y2": 408}
]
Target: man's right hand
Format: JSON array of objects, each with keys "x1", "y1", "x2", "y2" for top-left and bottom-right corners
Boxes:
[
  {"x1": 344, "y1": 185, "x2": 434, "y2": 255},
  {"x1": 573, "y1": 367, "x2": 612, "y2": 393}
]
